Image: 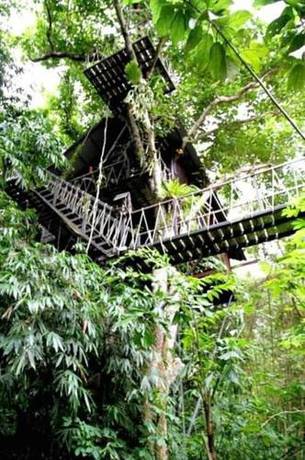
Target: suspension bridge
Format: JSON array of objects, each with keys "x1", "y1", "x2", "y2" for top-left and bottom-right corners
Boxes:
[{"x1": 7, "y1": 157, "x2": 305, "y2": 265}]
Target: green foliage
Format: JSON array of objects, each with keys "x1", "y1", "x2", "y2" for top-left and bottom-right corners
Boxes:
[
  {"x1": 0, "y1": 191, "x2": 38, "y2": 244},
  {"x1": 125, "y1": 60, "x2": 142, "y2": 85},
  {"x1": 259, "y1": 0, "x2": 305, "y2": 90},
  {"x1": 0, "y1": 109, "x2": 65, "y2": 188},
  {"x1": 0, "y1": 196, "x2": 165, "y2": 459},
  {"x1": 224, "y1": 199, "x2": 305, "y2": 459},
  {"x1": 241, "y1": 41, "x2": 269, "y2": 72},
  {"x1": 13, "y1": 0, "x2": 305, "y2": 177},
  {"x1": 160, "y1": 179, "x2": 197, "y2": 199},
  {"x1": 46, "y1": 69, "x2": 85, "y2": 142},
  {"x1": 266, "y1": 6, "x2": 294, "y2": 38},
  {"x1": 208, "y1": 42, "x2": 227, "y2": 81},
  {"x1": 288, "y1": 61, "x2": 305, "y2": 91},
  {"x1": 0, "y1": 191, "x2": 249, "y2": 460},
  {"x1": 2, "y1": 2, "x2": 305, "y2": 459},
  {"x1": 185, "y1": 25, "x2": 203, "y2": 54}
]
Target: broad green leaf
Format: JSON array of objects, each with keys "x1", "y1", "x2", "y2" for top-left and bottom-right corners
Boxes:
[
  {"x1": 226, "y1": 10, "x2": 252, "y2": 30},
  {"x1": 266, "y1": 7, "x2": 294, "y2": 38},
  {"x1": 185, "y1": 25, "x2": 203, "y2": 54},
  {"x1": 192, "y1": 33, "x2": 214, "y2": 70},
  {"x1": 125, "y1": 60, "x2": 142, "y2": 85},
  {"x1": 241, "y1": 41, "x2": 268, "y2": 72},
  {"x1": 171, "y1": 11, "x2": 187, "y2": 44},
  {"x1": 156, "y1": 5, "x2": 175, "y2": 36},
  {"x1": 208, "y1": 42, "x2": 227, "y2": 80},
  {"x1": 288, "y1": 61, "x2": 305, "y2": 91},
  {"x1": 288, "y1": 32, "x2": 305, "y2": 52},
  {"x1": 210, "y1": 0, "x2": 232, "y2": 13},
  {"x1": 150, "y1": 0, "x2": 166, "y2": 24}
]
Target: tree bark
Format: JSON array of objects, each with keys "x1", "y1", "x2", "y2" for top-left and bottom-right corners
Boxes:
[
  {"x1": 143, "y1": 267, "x2": 182, "y2": 460},
  {"x1": 203, "y1": 398, "x2": 217, "y2": 460},
  {"x1": 112, "y1": 0, "x2": 145, "y2": 162},
  {"x1": 148, "y1": 267, "x2": 170, "y2": 460},
  {"x1": 182, "y1": 69, "x2": 277, "y2": 150},
  {"x1": 31, "y1": 50, "x2": 89, "y2": 62},
  {"x1": 111, "y1": 5, "x2": 182, "y2": 458}
]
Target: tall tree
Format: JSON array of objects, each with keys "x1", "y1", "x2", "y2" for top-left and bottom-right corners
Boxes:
[{"x1": 1, "y1": 1, "x2": 305, "y2": 459}]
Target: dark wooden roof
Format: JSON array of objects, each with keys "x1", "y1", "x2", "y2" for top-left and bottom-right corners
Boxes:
[
  {"x1": 84, "y1": 37, "x2": 175, "y2": 113},
  {"x1": 63, "y1": 118, "x2": 209, "y2": 188},
  {"x1": 64, "y1": 118, "x2": 129, "y2": 178}
]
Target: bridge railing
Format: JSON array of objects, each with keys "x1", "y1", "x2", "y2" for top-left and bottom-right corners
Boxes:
[
  {"x1": 43, "y1": 173, "x2": 126, "y2": 250},
  {"x1": 35, "y1": 158, "x2": 305, "y2": 254},
  {"x1": 124, "y1": 157, "x2": 305, "y2": 249}
]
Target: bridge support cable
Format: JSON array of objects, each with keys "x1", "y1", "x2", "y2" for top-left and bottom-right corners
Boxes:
[
  {"x1": 86, "y1": 115, "x2": 109, "y2": 252},
  {"x1": 185, "y1": 1, "x2": 305, "y2": 142},
  {"x1": 6, "y1": 158, "x2": 305, "y2": 265},
  {"x1": 209, "y1": 16, "x2": 305, "y2": 143},
  {"x1": 122, "y1": 158, "x2": 305, "y2": 262}
]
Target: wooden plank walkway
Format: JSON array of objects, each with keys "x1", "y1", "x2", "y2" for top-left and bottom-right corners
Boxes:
[{"x1": 6, "y1": 158, "x2": 305, "y2": 265}]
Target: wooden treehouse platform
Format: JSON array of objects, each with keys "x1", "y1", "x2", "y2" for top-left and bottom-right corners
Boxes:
[
  {"x1": 6, "y1": 38, "x2": 305, "y2": 267},
  {"x1": 7, "y1": 158, "x2": 305, "y2": 266}
]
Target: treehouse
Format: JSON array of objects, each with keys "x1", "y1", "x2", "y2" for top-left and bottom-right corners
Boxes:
[{"x1": 6, "y1": 37, "x2": 305, "y2": 270}]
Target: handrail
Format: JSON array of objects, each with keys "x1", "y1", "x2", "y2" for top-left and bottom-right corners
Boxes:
[
  {"x1": 130, "y1": 157, "x2": 305, "y2": 214},
  {"x1": 37, "y1": 157, "x2": 305, "y2": 255},
  {"x1": 46, "y1": 171, "x2": 115, "y2": 213},
  {"x1": 124, "y1": 157, "x2": 305, "y2": 249}
]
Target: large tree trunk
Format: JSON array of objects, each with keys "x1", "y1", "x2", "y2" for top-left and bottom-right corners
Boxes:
[
  {"x1": 144, "y1": 267, "x2": 182, "y2": 460},
  {"x1": 111, "y1": 4, "x2": 181, "y2": 457},
  {"x1": 203, "y1": 397, "x2": 217, "y2": 460},
  {"x1": 152, "y1": 267, "x2": 169, "y2": 460}
]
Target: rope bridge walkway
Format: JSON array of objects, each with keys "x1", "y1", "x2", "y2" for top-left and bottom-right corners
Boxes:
[{"x1": 7, "y1": 158, "x2": 305, "y2": 265}]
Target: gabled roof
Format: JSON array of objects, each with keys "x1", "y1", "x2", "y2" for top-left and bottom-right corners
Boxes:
[{"x1": 84, "y1": 36, "x2": 175, "y2": 113}]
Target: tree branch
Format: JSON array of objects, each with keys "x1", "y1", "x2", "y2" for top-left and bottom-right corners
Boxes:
[
  {"x1": 31, "y1": 1, "x2": 89, "y2": 63},
  {"x1": 261, "y1": 410, "x2": 305, "y2": 428},
  {"x1": 31, "y1": 51, "x2": 89, "y2": 62},
  {"x1": 146, "y1": 37, "x2": 166, "y2": 79},
  {"x1": 199, "y1": 110, "x2": 278, "y2": 140},
  {"x1": 113, "y1": 0, "x2": 137, "y2": 61},
  {"x1": 112, "y1": 0, "x2": 145, "y2": 160},
  {"x1": 32, "y1": 0, "x2": 91, "y2": 63},
  {"x1": 182, "y1": 69, "x2": 277, "y2": 149},
  {"x1": 45, "y1": 0, "x2": 54, "y2": 51},
  {"x1": 183, "y1": 82, "x2": 257, "y2": 148}
]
